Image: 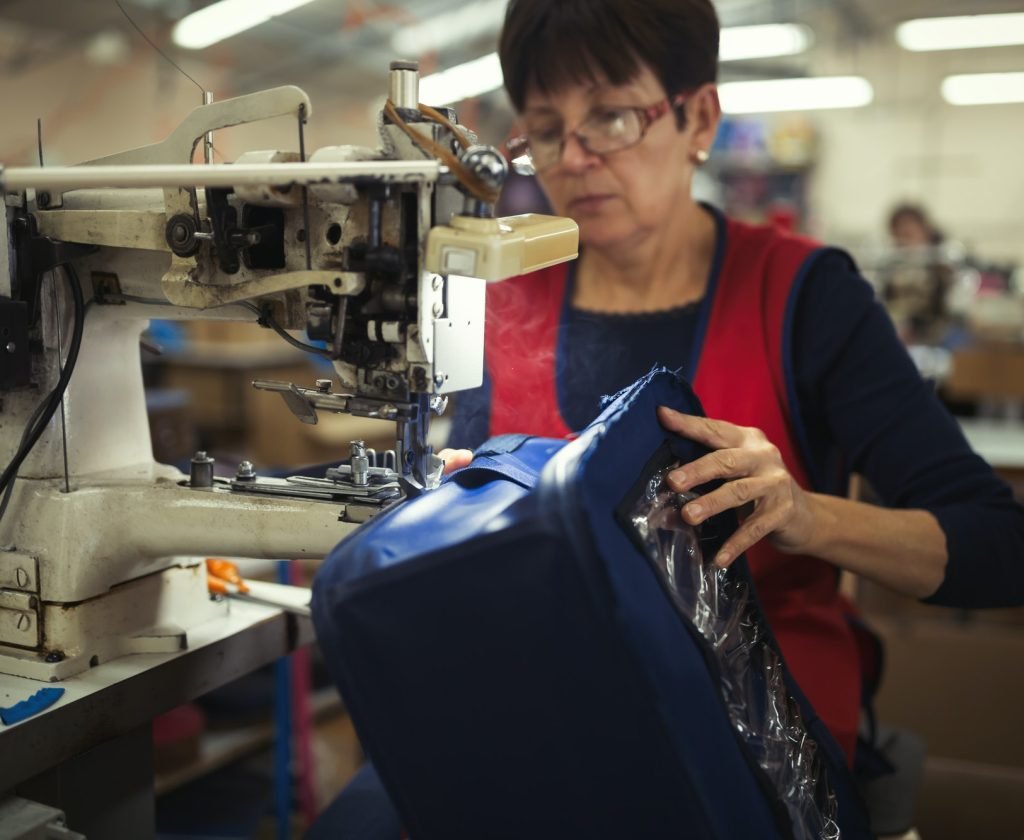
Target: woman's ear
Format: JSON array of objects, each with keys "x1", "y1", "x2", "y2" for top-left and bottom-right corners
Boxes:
[{"x1": 687, "y1": 83, "x2": 722, "y2": 160}]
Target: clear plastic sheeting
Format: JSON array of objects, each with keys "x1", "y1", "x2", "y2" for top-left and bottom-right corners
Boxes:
[{"x1": 630, "y1": 470, "x2": 841, "y2": 840}]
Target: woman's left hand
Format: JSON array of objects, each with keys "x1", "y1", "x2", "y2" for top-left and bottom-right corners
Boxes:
[{"x1": 657, "y1": 406, "x2": 819, "y2": 568}]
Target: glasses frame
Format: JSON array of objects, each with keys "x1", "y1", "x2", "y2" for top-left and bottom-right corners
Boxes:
[{"x1": 507, "y1": 93, "x2": 689, "y2": 174}]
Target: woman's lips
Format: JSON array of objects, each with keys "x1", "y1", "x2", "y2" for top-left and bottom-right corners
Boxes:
[{"x1": 568, "y1": 194, "x2": 615, "y2": 213}]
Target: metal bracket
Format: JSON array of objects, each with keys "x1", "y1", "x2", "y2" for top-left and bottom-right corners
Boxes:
[
  {"x1": 80, "y1": 86, "x2": 313, "y2": 169},
  {"x1": 0, "y1": 551, "x2": 39, "y2": 592},
  {"x1": 10, "y1": 210, "x2": 96, "y2": 325},
  {"x1": 0, "y1": 592, "x2": 40, "y2": 649},
  {"x1": 0, "y1": 298, "x2": 30, "y2": 388},
  {"x1": 0, "y1": 796, "x2": 84, "y2": 840}
]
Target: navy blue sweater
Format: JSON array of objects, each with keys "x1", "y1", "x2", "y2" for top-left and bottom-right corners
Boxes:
[{"x1": 449, "y1": 208, "x2": 1024, "y2": 608}]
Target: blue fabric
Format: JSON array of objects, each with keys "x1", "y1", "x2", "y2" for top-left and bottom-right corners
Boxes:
[
  {"x1": 449, "y1": 206, "x2": 1024, "y2": 608},
  {"x1": 305, "y1": 763, "x2": 401, "y2": 840},
  {"x1": 312, "y1": 369, "x2": 871, "y2": 839}
]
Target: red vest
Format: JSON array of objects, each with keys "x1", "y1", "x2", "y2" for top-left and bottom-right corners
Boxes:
[{"x1": 485, "y1": 218, "x2": 860, "y2": 762}]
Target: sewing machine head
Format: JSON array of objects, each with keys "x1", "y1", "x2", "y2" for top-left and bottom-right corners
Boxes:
[{"x1": 0, "y1": 61, "x2": 577, "y2": 680}]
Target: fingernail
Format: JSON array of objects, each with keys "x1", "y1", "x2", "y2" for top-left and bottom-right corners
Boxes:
[
  {"x1": 714, "y1": 552, "x2": 730, "y2": 568},
  {"x1": 668, "y1": 471, "x2": 686, "y2": 489},
  {"x1": 685, "y1": 503, "x2": 703, "y2": 521}
]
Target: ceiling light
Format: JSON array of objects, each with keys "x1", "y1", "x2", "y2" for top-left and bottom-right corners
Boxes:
[
  {"x1": 941, "y1": 72, "x2": 1024, "y2": 106},
  {"x1": 896, "y1": 13, "x2": 1024, "y2": 52},
  {"x1": 719, "y1": 76, "x2": 873, "y2": 114},
  {"x1": 85, "y1": 30, "x2": 132, "y2": 65},
  {"x1": 391, "y1": 0, "x2": 507, "y2": 57},
  {"x1": 720, "y1": 24, "x2": 812, "y2": 61},
  {"x1": 172, "y1": 0, "x2": 317, "y2": 50},
  {"x1": 419, "y1": 53, "x2": 504, "y2": 105}
]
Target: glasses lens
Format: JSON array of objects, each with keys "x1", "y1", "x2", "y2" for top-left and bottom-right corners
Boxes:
[
  {"x1": 524, "y1": 134, "x2": 562, "y2": 172},
  {"x1": 511, "y1": 154, "x2": 537, "y2": 177},
  {"x1": 578, "y1": 107, "x2": 642, "y2": 154}
]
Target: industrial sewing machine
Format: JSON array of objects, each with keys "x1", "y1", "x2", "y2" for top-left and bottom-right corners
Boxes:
[{"x1": 0, "y1": 61, "x2": 578, "y2": 682}]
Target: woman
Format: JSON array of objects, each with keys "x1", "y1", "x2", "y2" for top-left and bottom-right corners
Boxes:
[{"x1": 441, "y1": 0, "x2": 1024, "y2": 764}]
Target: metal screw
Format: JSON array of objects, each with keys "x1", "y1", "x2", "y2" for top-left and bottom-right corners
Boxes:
[
  {"x1": 16, "y1": 614, "x2": 30, "y2": 632},
  {"x1": 236, "y1": 460, "x2": 256, "y2": 481},
  {"x1": 350, "y1": 441, "x2": 369, "y2": 487},
  {"x1": 189, "y1": 450, "x2": 215, "y2": 488},
  {"x1": 15, "y1": 568, "x2": 29, "y2": 588},
  {"x1": 37, "y1": 191, "x2": 51, "y2": 209},
  {"x1": 315, "y1": 379, "x2": 332, "y2": 393},
  {"x1": 432, "y1": 301, "x2": 444, "y2": 318},
  {"x1": 434, "y1": 373, "x2": 446, "y2": 389},
  {"x1": 432, "y1": 275, "x2": 443, "y2": 292},
  {"x1": 45, "y1": 650, "x2": 64, "y2": 663}
]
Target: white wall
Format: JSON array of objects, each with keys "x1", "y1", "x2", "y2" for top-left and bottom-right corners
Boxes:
[
  {"x1": 806, "y1": 38, "x2": 1024, "y2": 265},
  {"x1": 0, "y1": 45, "x2": 382, "y2": 169}
]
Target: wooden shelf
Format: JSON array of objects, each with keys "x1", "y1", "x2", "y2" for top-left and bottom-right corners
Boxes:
[{"x1": 154, "y1": 688, "x2": 342, "y2": 797}]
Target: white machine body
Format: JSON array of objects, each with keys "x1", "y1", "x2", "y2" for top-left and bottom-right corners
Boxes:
[{"x1": 0, "y1": 65, "x2": 578, "y2": 680}]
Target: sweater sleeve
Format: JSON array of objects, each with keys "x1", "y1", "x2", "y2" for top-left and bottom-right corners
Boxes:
[{"x1": 791, "y1": 250, "x2": 1024, "y2": 608}]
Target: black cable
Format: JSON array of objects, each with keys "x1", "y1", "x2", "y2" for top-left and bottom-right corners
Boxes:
[
  {"x1": 0, "y1": 266, "x2": 86, "y2": 505},
  {"x1": 102, "y1": 294, "x2": 331, "y2": 358},
  {"x1": 241, "y1": 302, "x2": 333, "y2": 359},
  {"x1": 0, "y1": 397, "x2": 51, "y2": 523},
  {"x1": 113, "y1": 0, "x2": 205, "y2": 94}
]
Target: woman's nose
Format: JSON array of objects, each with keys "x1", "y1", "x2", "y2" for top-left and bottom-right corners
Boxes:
[{"x1": 558, "y1": 133, "x2": 601, "y2": 173}]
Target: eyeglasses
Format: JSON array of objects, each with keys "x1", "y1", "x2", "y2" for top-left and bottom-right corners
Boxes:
[{"x1": 507, "y1": 93, "x2": 688, "y2": 175}]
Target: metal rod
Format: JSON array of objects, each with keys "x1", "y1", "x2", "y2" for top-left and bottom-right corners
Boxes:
[
  {"x1": 203, "y1": 91, "x2": 215, "y2": 164},
  {"x1": 297, "y1": 103, "x2": 312, "y2": 272},
  {"x1": 1, "y1": 161, "x2": 441, "y2": 192},
  {"x1": 388, "y1": 60, "x2": 420, "y2": 110}
]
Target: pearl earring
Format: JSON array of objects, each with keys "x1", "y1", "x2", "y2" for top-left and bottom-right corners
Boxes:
[{"x1": 694, "y1": 149, "x2": 709, "y2": 164}]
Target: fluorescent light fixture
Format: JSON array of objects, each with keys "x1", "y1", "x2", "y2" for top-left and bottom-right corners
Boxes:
[
  {"x1": 392, "y1": 0, "x2": 507, "y2": 57},
  {"x1": 720, "y1": 24, "x2": 812, "y2": 62},
  {"x1": 896, "y1": 13, "x2": 1024, "y2": 52},
  {"x1": 419, "y1": 52, "x2": 504, "y2": 105},
  {"x1": 942, "y1": 72, "x2": 1024, "y2": 106},
  {"x1": 173, "y1": 0, "x2": 317, "y2": 50},
  {"x1": 719, "y1": 76, "x2": 873, "y2": 114}
]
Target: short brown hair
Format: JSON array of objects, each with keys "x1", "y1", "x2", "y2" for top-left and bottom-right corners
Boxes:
[{"x1": 499, "y1": 0, "x2": 720, "y2": 113}]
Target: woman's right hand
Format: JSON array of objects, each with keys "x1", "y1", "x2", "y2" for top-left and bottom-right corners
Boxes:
[{"x1": 438, "y1": 448, "x2": 474, "y2": 475}]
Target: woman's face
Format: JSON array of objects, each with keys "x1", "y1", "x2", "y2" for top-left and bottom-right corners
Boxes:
[
  {"x1": 521, "y1": 64, "x2": 718, "y2": 250},
  {"x1": 891, "y1": 214, "x2": 932, "y2": 248}
]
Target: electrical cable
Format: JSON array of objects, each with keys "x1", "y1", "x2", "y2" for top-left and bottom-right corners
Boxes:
[
  {"x1": 0, "y1": 275, "x2": 325, "y2": 527},
  {"x1": 240, "y1": 301, "x2": 334, "y2": 359},
  {"x1": 113, "y1": 0, "x2": 205, "y2": 94},
  {"x1": 383, "y1": 100, "x2": 500, "y2": 204},
  {"x1": 99, "y1": 294, "x2": 331, "y2": 359},
  {"x1": 0, "y1": 265, "x2": 86, "y2": 510},
  {"x1": 103, "y1": 292, "x2": 176, "y2": 307},
  {"x1": 0, "y1": 396, "x2": 51, "y2": 524}
]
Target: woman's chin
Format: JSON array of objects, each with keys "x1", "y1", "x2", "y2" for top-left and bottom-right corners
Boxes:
[{"x1": 577, "y1": 219, "x2": 637, "y2": 251}]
